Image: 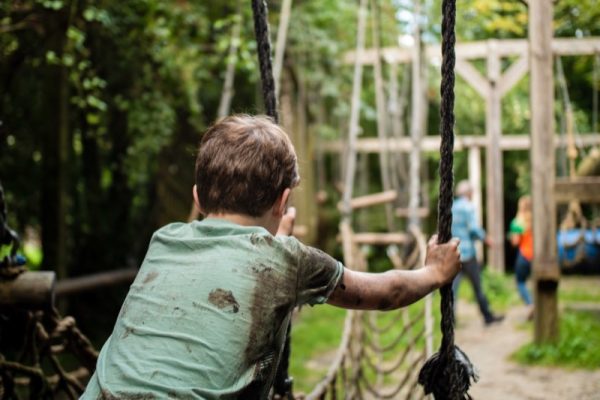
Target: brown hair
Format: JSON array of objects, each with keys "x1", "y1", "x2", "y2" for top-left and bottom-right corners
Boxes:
[{"x1": 195, "y1": 115, "x2": 300, "y2": 217}]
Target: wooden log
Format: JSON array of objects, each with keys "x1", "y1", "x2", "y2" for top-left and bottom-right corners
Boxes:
[
  {"x1": 55, "y1": 268, "x2": 138, "y2": 297},
  {"x1": 337, "y1": 190, "x2": 397, "y2": 211},
  {"x1": 0, "y1": 271, "x2": 55, "y2": 309},
  {"x1": 351, "y1": 232, "x2": 411, "y2": 245},
  {"x1": 554, "y1": 177, "x2": 600, "y2": 203}
]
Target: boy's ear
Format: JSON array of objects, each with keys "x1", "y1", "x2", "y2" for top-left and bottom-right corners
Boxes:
[
  {"x1": 274, "y1": 188, "x2": 291, "y2": 217},
  {"x1": 192, "y1": 185, "x2": 202, "y2": 214}
]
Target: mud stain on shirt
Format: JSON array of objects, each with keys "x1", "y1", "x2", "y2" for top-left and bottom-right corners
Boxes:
[
  {"x1": 243, "y1": 261, "x2": 295, "y2": 398},
  {"x1": 121, "y1": 327, "x2": 135, "y2": 339},
  {"x1": 208, "y1": 288, "x2": 240, "y2": 313}
]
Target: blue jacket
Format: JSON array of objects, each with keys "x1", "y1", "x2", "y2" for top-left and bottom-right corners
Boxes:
[{"x1": 451, "y1": 196, "x2": 486, "y2": 261}]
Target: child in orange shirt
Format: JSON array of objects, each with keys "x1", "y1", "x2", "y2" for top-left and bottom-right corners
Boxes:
[{"x1": 509, "y1": 195, "x2": 533, "y2": 309}]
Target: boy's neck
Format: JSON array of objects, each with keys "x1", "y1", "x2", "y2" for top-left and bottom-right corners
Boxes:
[{"x1": 204, "y1": 212, "x2": 278, "y2": 235}]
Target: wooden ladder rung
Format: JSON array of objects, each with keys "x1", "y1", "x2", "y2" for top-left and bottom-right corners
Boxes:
[
  {"x1": 395, "y1": 207, "x2": 430, "y2": 218},
  {"x1": 338, "y1": 190, "x2": 397, "y2": 211},
  {"x1": 351, "y1": 232, "x2": 411, "y2": 245}
]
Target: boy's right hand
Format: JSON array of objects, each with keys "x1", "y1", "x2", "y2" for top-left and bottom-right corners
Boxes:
[
  {"x1": 424, "y1": 235, "x2": 461, "y2": 287},
  {"x1": 276, "y1": 207, "x2": 296, "y2": 236}
]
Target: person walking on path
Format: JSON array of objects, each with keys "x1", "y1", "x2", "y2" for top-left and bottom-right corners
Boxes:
[
  {"x1": 451, "y1": 180, "x2": 504, "y2": 326},
  {"x1": 509, "y1": 195, "x2": 534, "y2": 317}
]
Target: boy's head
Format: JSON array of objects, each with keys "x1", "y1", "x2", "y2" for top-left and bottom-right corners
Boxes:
[{"x1": 194, "y1": 114, "x2": 300, "y2": 218}]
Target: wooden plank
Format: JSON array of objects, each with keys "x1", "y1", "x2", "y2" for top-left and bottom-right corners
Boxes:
[
  {"x1": 455, "y1": 58, "x2": 489, "y2": 98},
  {"x1": 554, "y1": 177, "x2": 600, "y2": 203},
  {"x1": 338, "y1": 190, "x2": 397, "y2": 210},
  {"x1": 530, "y1": 0, "x2": 559, "y2": 344},
  {"x1": 319, "y1": 133, "x2": 600, "y2": 153},
  {"x1": 352, "y1": 232, "x2": 411, "y2": 245},
  {"x1": 343, "y1": 37, "x2": 600, "y2": 65}
]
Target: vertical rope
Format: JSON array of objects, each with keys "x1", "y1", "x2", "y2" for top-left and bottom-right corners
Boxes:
[
  {"x1": 437, "y1": 0, "x2": 457, "y2": 357},
  {"x1": 418, "y1": 0, "x2": 477, "y2": 398},
  {"x1": 251, "y1": 0, "x2": 279, "y2": 122},
  {"x1": 251, "y1": 1, "x2": 291, "y2": 397}
]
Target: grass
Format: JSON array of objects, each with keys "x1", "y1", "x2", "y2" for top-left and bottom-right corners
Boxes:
[
  {"x1": 289, "y1": 304, "x2": 347, "y2": 394},
  {"x1": 512, "y1": 310, "x2": 600, "y2": 369}
]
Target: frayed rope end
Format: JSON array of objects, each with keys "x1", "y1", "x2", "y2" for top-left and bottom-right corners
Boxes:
[{"x1": 418, "y1": 345, "x2": 479, "y2": 400}]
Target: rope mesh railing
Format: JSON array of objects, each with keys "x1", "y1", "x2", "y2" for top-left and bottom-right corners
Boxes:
[{"x1": 306, "y1": 223, "x2": 433, "y2": 400}]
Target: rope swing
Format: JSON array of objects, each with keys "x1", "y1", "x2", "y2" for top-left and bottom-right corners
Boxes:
[{"x1": 418, "y1": 0, "x2": 478, "y2": 399}]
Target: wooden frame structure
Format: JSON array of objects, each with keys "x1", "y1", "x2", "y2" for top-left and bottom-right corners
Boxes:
[{"x1": 342, "y1": 35, "x2": 600, "y2": 272}]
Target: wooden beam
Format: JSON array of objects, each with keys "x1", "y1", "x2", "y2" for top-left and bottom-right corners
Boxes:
[
  {"x1": 343, "y1": 37, "x2": 600, "y2": 65},
  {"x1": 530, "y1": 0, "x2": 559, "y2": 344},
  {"x1": 455, "y1": 58, "x2": 489, "y2": 98},
  {"x1": 554, "y1": 177, "x2": 600, "y2": 203},
  {"x1": 498, "y1": 55, "x2": 529, "y2": 97},
  {"x1": 319, "y1": 133, "x2": 600, "y2": 153}
]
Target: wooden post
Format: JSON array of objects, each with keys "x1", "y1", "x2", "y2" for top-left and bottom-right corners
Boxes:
[
  {"x1": 530, "y1": 0, "x2": 560, "y2": 343},
  {"x1": 273, "y1": 0, "x2": 293, "y2": 99},
  {"x1": 341, "y1": 0, "x2": 368, "y2": 216},
  {"x1": 468, "y1": 146, "x2": 484, "y2": 261},
  {"x1": 370, "y1": 0, "x2": 395, "y2": 231},
  {"x1": 485, "y1": 42, "x2": 505, "y2": 272},
  {"x1": 408, "y1": 0, "x2": 424, "y2": 228}
]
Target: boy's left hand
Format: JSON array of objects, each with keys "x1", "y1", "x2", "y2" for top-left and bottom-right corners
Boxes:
[{"x1": 277, "y1": 207, "x2": 296, "y2": 236}]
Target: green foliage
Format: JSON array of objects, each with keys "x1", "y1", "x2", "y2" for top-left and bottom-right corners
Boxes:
[{"x1": 512, "y1": 311, "x2": 600, "y2": 369}]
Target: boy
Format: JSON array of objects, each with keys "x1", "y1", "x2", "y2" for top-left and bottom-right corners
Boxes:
[{"x1": 82, "y1": 115, "x2": 461, "y2": 399}]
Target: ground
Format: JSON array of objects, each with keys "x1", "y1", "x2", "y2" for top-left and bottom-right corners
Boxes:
[{"x1": 456, "y1": 300, "x2": 600, "y2": 400}]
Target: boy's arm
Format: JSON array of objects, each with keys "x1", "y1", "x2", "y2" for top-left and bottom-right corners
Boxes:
[{"x1": 326, "y1": 236, "x2": 461, "y2": 311}]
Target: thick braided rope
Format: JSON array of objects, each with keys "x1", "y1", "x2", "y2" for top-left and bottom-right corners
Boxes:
[
  {"x1": 437, "y1": 0, "x2": 457, "y2": 358},
  {"x1": 418, "y1": 0, "x2": 477, "y2": 398},
  {"x1": 251, "y1": 0, "x2": 279, "y2": 122},
  {"x1": 251, "y1": 1, "x2": 291, "y2": 396}
]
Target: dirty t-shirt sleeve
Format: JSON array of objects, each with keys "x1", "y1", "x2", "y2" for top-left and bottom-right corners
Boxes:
[{"x1": 280, "y1": 237, "x2": 343, "y2": 307}]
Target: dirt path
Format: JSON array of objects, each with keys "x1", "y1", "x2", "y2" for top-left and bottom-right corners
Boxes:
[{"x1": 455, "y1": 301, "x2": 600, "y2": 400}]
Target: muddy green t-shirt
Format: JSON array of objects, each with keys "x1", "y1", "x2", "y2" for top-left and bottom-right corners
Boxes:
[{"x1": 81, "y1": 218, "x2": 344, "y2": 400}]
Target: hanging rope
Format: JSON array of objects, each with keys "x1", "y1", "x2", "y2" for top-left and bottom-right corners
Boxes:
[
  {"x1": 418, "y1": 0, "x2": 477, "y2": 399},
  {"x1": 251, "y1": 0, "x2": 279, "y2": 123},
  {"x1": 251, "y1": 1, "x2": 292, "y2": 397}
]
